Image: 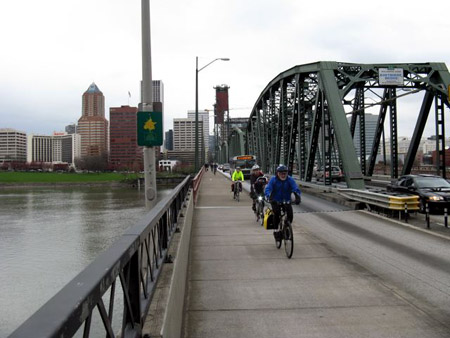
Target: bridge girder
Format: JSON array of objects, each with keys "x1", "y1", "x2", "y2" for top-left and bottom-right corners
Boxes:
[{"x1": 247, "y1": 61, "x2": 450, "y2": 189}]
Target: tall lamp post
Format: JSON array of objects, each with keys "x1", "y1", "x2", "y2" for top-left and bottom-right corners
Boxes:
[
  {"x1": 141, "y1": 0, "x2": 155, "y2": 207},
  {"x1": 195, "y1": 57, "x2": 229, "y2": 171}
]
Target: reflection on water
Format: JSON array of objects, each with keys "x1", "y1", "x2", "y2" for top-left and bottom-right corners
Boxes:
[{"x1": 0, "y1": 184, "x2": 173, "y2": 337}]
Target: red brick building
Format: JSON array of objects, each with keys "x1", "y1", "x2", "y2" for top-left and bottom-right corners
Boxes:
[{"x1": 109, "y1": 105, "x2": 143, "y2": 170}]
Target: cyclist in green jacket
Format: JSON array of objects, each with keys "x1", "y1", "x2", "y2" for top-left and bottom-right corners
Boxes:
[{"x1": 231, "y1": 167, "x2": 244, "y2": 194}]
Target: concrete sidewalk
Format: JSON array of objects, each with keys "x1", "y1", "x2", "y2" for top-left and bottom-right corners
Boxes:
[{"x1": 183, "y1": 170, "x2": 448, "y2": 337}]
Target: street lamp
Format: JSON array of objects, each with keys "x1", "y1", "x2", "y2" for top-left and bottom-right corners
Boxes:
[{"x1": 195, "y1": 57, "x2": 229, "y2": 171}]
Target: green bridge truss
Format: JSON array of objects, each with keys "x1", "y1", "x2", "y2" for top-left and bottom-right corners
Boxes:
[{"x1": 229, "y1": 61, "x2": 450, "y2": 189}]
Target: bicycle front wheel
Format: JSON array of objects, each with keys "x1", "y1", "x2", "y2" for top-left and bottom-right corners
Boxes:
[
  {"x1": 258, "y1": 203, "x2": 264, "y2": 226},
  {"x1": 283, "y1": 222, "x2": 294, "y2": 258}
]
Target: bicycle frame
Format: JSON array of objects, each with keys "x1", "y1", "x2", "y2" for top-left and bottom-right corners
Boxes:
[
  {"x1": 233, "y1": 181, "x2": 242, "y2": 201},
  {"x1": 277, "y1": 202, "x2": 291, "y2": 229}
]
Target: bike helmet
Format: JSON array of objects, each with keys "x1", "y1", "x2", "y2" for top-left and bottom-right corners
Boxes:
[
  {"x1": 251, "y1": 164, "x2": 260, "y2": 170},
  {"x1": 236, "y1": 166, "x2": 241, "y2": 170},
  {"x1": 276, "y1": 164, "x2": 288, "y2": 173}
]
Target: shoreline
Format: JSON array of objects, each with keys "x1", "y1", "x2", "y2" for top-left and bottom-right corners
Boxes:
[
  {"x1": 0, "y1": 176, "x2": 188, "y2": 189},
  {"x1": 0, "y1": 181, "x2": 127, "y2": 189}
]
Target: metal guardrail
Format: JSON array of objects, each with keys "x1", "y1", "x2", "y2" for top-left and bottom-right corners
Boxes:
[
  {"x1": 338, "y1": 188, "x2": 420, "y2": 211},
  {"x1": 9, "y1": 176, "x2": 192, "y2": 338},
  {"x1": 192, "y1": 167, "x2": 205, "y2": 204}
]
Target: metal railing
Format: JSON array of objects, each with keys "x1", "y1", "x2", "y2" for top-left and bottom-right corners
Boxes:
[
  {"x1": 338, "y1": 188, "x2": 419, "y2": 211},
  {"x1": 192, "y1": 167, "x2": 205, "y2": 204},
  {"x1": 9, "y1": 176, "x2": 192, "y2": 338}
]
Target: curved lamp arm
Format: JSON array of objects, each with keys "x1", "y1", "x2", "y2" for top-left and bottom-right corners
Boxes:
[{"x1": 198, "y1": 57, "x2": 230, "y2": 72}]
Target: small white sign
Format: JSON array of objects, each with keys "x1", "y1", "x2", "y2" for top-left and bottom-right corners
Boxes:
[{"x1": 379, "y1": 68, "x2": 404, "y2": 86}]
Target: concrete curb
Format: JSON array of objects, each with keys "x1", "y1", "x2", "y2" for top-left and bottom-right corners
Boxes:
[{"x1": 143, "y1": 188, "x2": 195, "y2": 338}]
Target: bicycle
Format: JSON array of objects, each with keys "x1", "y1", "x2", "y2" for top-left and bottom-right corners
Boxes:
[
  {"x1": 254, "y1": 194, "x2": 265, "y2": 226},
  {"x1": 233, "y1": 181, "x2": 242, "y2": 202},
  {"x1": 274, "y1": 201, "x2": 294, "y2": 259}
]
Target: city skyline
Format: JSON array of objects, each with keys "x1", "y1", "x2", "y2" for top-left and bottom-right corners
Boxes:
[{"x1": 1, "y1": 1, "x2": 450, "y2": 139}]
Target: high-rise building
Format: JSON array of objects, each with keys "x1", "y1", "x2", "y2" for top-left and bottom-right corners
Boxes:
[
  {"x1": 77, "y1": 83, "x2": 109, "y2": 157},
  {"x1": 27, "y1": 134, "x2": 53, "y2": 162},
  {"x1": 0, "y1": 128, "x2": 27, "y2": 162},
  {"x1": 140, "y1": 80, "x2": 164, "y2": 110},
  {"x1": 172, "y1": 118, "x2": 203, "y2": 165},
  {"x1": 188, "y1": 110, "x2": 209, "y2": 158},
  {"x1": 152, "y1": 80, "x2": 164, "y2": 104},
  {"x1": 165, "y1": 129, "x2": 173, "y2": 150},
  {"x1": 348, "y1": 113, "x2": 379, "y2": 159},
  {"x1": 65, "y1": 124, "x2": 77, "y2": 134},
  {"x1": 173, "y1": 118, "x2": 203, "y2": 150},
  {"x1": 53, "y1": 132, "x2": 80, "y2": 164},
  {"x1": 109, "y1": 105, "x2": 142, "y2": 169},
  {"x1": 27, "y1": 132, "x2": 80, "y2": 165},
  {"x1": 60, "y1": 133, "x2": 81, "y2": 164}
]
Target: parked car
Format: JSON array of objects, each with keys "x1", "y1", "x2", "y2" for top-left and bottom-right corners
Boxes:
[
  {"x1": 386, "y1": 174, "x2": 450, "y2": 213},
  {"x1": 313, "y1": 166, "x2": 344, "y2": 182},
  {"x1": 222, "y1": 163, "x2": 230, "y2": 172}
]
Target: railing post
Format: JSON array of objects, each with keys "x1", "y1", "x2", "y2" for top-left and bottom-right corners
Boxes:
[
  {"x1": 426, "y1": 203, "x2": 430, "y2": 229},
  {"x1": 123, "y1": 250, "x2": 142, "y2": 335},
  {"x1": 404, "y1": 202, "x2": 408, "y2": 223}
]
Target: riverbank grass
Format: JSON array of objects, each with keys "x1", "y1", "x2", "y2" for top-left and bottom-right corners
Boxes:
[{"x1": 0, "y1": 172, "x2": 128, "y2": 183}]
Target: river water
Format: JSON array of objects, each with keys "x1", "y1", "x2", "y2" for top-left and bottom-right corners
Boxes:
[{"x1": 0, "y1": 184, "x2": 173, "y2": 337}]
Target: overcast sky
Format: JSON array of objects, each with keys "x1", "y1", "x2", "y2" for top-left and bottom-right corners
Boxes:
[{"x1": 1, "y1": 0, "x2": 449, "y2": 137}]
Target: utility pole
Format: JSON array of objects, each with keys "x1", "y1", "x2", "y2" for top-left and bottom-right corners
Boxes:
[{"x1": 139, "y1": 0, "x2": 156, "y2": 207}]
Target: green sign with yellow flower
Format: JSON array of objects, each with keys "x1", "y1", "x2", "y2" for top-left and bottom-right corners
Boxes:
[{"x1": 137, "y1": 111, "x2": 163, "y2": 146}]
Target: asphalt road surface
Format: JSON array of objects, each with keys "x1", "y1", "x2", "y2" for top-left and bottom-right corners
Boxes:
[{"x1": 293, "y1": 193, "x2": 450, "y2": 330}]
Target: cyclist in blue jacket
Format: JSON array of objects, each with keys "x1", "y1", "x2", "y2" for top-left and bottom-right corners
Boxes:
[{"x1": 265, "y1": 165, "x2": 301, "y2": 237}]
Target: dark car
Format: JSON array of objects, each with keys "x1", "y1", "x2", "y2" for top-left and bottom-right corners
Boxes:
[
  {"x1": 386, "y1": 174, "x2": 450, "y2": 213},
  {"x1": 313, "y1": 165, "x2": 344, "y2": 182}
]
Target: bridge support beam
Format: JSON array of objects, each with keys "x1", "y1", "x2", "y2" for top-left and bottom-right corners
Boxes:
[{"x1": 320, "y1": 67, "x2": 365, "y2": 189}]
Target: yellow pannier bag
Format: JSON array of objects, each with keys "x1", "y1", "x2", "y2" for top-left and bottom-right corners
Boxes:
[{"x1": 263, "y1": 208, "x2": 276, "y2": 230}]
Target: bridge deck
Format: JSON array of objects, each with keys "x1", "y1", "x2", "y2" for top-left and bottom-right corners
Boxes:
[{"x1": 183, "y1": 170, "x2": 444, "y2": 337}]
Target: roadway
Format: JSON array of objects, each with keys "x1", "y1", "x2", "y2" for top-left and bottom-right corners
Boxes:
[{"x1": 182, "y1": 170, "x2": 450, "y2": 337}]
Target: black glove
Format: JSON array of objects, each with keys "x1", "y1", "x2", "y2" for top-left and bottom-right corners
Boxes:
[{"x1": 294, "y1": 193, "x2": 301, "y2": 205}]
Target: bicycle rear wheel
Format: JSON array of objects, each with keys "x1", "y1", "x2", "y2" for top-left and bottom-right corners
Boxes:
[{"x1": 283, "y1": 221, "x2": 294, "y2": 258}]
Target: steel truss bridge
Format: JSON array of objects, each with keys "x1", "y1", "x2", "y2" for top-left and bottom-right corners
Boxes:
[{"x1": 220, "y1": 61, "x2": 450, "y2": 189}]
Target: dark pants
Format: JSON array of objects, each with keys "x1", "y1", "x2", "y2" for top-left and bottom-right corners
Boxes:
[
  {"x1": 271, "y1": 202, "x2": 293, "y2": 229},
  {"x1": 231, "y1": 181, "x2": 242, "y2": 192}
]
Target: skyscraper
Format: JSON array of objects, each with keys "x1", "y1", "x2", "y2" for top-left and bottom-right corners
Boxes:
[
  {"x1": 170, "y1": 118, "x2": 203, "y2": 165},
  {"x1": 188, "y1": 110, "x2": 209, "y2": 159},
  {"x1": 140, "y1": 80, "x2": 164, "y2": 110},
  {"x1": 348, "y1": 113, "x2": 379, "y2": 159},
  {"x1": 165, "y1": 129, "x2": 173, "y2": 150},
  {"x1": 109, "y1": 105, "x2": 142, "y2": 169},
  {"x1": 77, "y1": 83, "x2": 109, "y2": 157},
  {"x1": 152, "y1": 80, "x2": 164, "y2": 104}
]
